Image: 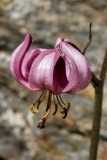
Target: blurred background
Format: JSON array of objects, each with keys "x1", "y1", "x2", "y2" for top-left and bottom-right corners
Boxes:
[{"x1": 0, "y1": 0, "x2": 107, "y2": 160}]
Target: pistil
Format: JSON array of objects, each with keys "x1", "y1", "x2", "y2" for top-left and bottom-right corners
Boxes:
[{"x1": 37, "y1": 91, "x2": 52, "y2": 128}]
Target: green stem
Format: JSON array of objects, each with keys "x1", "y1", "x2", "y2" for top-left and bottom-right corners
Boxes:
[
  {"x1": 89, "y1": 81, "x2": 103, "y2": 160},
  {"x1": 89, "y1": 48, "x2": 107, "y2": 160}
]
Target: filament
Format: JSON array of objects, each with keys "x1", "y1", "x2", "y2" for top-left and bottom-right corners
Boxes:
[
  {"x1": 30, "y1": 91, "x2": 47, "y2": 114},
  {"x1": 56, "y1": 95, "x2": 64, "y2": 109},
  {"x1": 58, "y1": 95, "x2": 67, "y2": 107},
  {"x1": 30, "y1": 90, "x2": 71, "y2": 128},
  {"x1": 57, "y1": 95, "x2": 70, "y2": 111},
  {"x1": 53, "y1": 95, "x2": 58, "y2": 115},
  {"x1": 56, "y1": 95, "x2": 71, "y2": 119},
  {"x1": 42, "y1": 91, "x2": 52, "y2": 120}
]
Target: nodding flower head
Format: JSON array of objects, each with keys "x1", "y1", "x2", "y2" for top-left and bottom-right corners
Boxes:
[{"x1": 10, "y1": 34, "x2": 92, "y2": 128}]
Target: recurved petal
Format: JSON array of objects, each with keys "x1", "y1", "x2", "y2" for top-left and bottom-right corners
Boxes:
[
  {"x1": 55, "y1": 37, "x2": 70, "y2": 48},
  {"x1": 29, "y1": 49, "x2": 61, "y2": 92},
  {"x1": 53, "y1": 55, "x2": 78, "y2": 94},
  {"x1": 10, "y1": 34, "x2": 41, "y2": 91},
  {"x1": 60, "y1": 42, "x2": 92, "y2": 94},
  {"x1": 21, "y1": 48, "x2": 46, "y2": 79}
]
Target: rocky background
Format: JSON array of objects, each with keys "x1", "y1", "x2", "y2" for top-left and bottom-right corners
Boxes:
[{"x1": 0, "y1": 0, "x2": 107, "y2": 160}]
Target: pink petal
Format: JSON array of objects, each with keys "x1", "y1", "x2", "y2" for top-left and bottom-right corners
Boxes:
[
  {"x1": 29, "y1": 48, "x2": 79, "y2": 94},
  {"x1": 60, "y1": 42, "x2": 92, "y2": 94},
  {"x1": 29, "y1": 49, "x2": 62, "y2": 92},
  {"x1": 10, "y1": 34, "x2": 41, "y2": 91},
  {"x1": 21, "y1": 48, "x2": 46, "y2": 79},
  {"x1": 55, "y1": 38, "x2": 70, "y2": 48},
  {"x1": 53, "y1": 55, "x2": 78, "y2": 94}
]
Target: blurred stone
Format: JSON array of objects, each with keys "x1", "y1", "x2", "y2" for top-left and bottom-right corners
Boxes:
[
  {"x1": 0, "y1": 0, "x2": 107, "y2": 160},
  {"x1": 80, "y1": 84, "x2": 94, "y2": 99}
]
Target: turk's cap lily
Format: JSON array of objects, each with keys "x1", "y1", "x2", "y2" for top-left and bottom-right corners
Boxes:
[
  {"x1": 10, "y1": 34, "x2": 92, "y2": 94},
  {"x1": 10, "y1": 34, "x2": 92, "y2": 128}
]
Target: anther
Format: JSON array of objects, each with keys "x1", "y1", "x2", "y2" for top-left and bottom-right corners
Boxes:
[
  {"x1": 56, "y1": 95, "x2": 71, "y2": 119},
  {"x1": 29, "y1": 91, "x2": 46, "y2": 114},
  {"x1": 30, "y1": 103, "x2": 39, "y2": 114},
  {"x1": 61, "y1": 108, "x2": 67, "y2": 119},
  {"x1": 42, "y1": 108, "x2": 51, "y2": 120}
]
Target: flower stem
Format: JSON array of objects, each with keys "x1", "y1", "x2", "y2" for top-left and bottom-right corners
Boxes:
[
  {"x1": 89, "y1": 48, "x2": 107, "y2": 160},
  {"x1": 89, "y1": 81, "x2": 103, "y2": 160}
]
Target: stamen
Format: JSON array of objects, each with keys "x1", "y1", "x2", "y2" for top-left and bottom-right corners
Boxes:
[
  {"x1": 30, "y1": 91, "x2": 46, "y2": 114},
  {"x1": 61, "y1": 108, "x2": 67, "y2": 119},
  {"x1": 53, "y1": 104, "x2": 58, "y2": 116},
  {"x1": 37, "y1": 91, "x2": 52, "y2": 129},
  {"x1": 60, "y1": 103, "x2": 70, "y2": 119},
  {"x1": 56, "y1": 95, "x2": 71, "y2": 119},
  {"x1": 67, "y1": 102, "x2": 70, "y2": 111},
  {"x1": 53, "y1": 95, "x2": 58, "y2": 115},
  {"x1": 30, "y1": 91, "x2": 71, "y2": 128},
  {"x1": 58, "y1": 95, "x2": 70, "y2": 109},
  {"x1": 56, "y1": 95, "x2": 64, "y2": 109},
  {"x1": 42, "y1": 108, "x2": 51, "y2": 119},
  {"x1": 30, "y1": 103, "x2": 39, "y2": 114}
]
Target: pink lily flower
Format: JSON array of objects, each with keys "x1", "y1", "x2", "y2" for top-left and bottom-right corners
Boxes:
[{"x1": 10, "y1": 34, "x2": 92, "y2": 128}]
